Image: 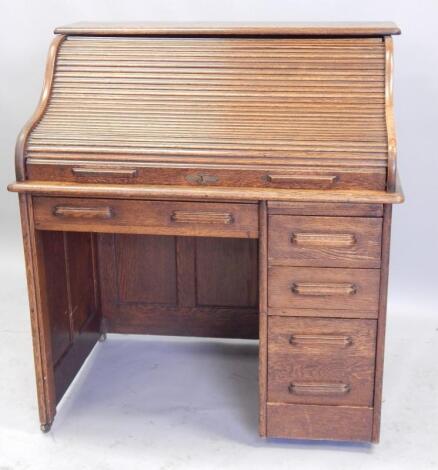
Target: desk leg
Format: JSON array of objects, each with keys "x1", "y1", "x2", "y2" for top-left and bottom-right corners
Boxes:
[
  {"x1": 258, "y1": 201, "x2": 268, "y2": 437},
  {"x1": 19, "y1": 194, "x2": 57, "y2": 430}
]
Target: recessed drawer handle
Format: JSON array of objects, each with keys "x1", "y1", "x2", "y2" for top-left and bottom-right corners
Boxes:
[
  {"x1": 289, "y1": 334, "x2": 353, "y2": 347},
  {"x1": 72, "y1": 168, "x2": 138, "y2": 178},
  {"x1": 53, "y1": 206, "x2": 114, "y2": 219},
  {"x1": 288, "y1": 382, "x2": 351, "y2": 396},
  {"x1": 267, "y1": 175, "x2": 338, "y2": 185},
  {"x1": 291, "y1": 282, "x2": 357, "y2": 297},
  {"x1": 291, "y1": 232, "x2": 357, "y2": 248},
  {"x1": 170, "y1": 210, "x2": 234, "y2": 225}
]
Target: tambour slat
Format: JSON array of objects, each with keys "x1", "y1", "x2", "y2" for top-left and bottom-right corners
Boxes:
[{"x1": 28, "y1": 36, "x2": 388, "y2": 169}]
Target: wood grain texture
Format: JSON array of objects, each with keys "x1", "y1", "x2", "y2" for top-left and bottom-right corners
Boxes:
[
  {"x1": 106, "y1": 305, "x2": 258, "y2": 338},
  {"x1": 176, "y1": 236, "x2": 196, "y2": 307},
  {"x1": 8, "y1": 181, "x2": 405, "y2": 204},
  {"x1": 372, "y1": 204, "x2": 393, "y2": 442},
  {"x1": 18, "y1": 194, "x2": 57, "y2": 429},
  {"x1": 32, "y1": 197, "x2": 259, "y2": 238},
  {"x1": 10, "y1": 25, "x2": 402, "y2": 440},
  {"x1": 268, "y1": 215, "x2": 382, "y2": 268},
  {"x1": 24, "y1": 35, "x2": 391, "y2": 190},
  {"x1": 268, "y1": 317, "x2": 377, "y2": 406},
  {"x1": 258, "y1": 201, "x2": 268, "y2": 437},
  {"x1": 54, "y1": 22, "x2": 401, "y2": 36},
  {"x1": 97, "y1": 233, "x2": 258, "y2": 339},
  {"x1": 37, "y1": 230, "x2": 101, "y2": 404},
  {"x1": 267, "y1": 307, "x2": 378, "y2": 320},
  {"x1": 267, "y1": 201, "x2": 383, "y2": 217},
  {"x1": 385, "y1": 37, "x2": 398, "y2": 192},
  {"x1": 268, "y1": 266, "x2": 380, "y2": 311},
  {"x1": 26, "y1": 160, "x2": 387, "y2": 191},
  {"x1": 115, "y1": 234, "x2": 177, "y2": 304},
  {"x1": 15, "y1": 35, "x2": 65, "y2": 181},
  {"x1": 195, "y1": 238, "x2": 258, "y2": 307},
  {"x1": 266, "y1": 403, "x2": 373, "y2": 441},
  {"x1": 38, "y1": 232, "x2": 71, "y2": 365}
]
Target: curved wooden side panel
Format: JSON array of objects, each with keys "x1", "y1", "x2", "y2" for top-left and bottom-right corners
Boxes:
[
  {"x1": 15, "y1": 35, "x2": 65, "y2": 181},
  {"x1": 385, "y1": 36, "x2": 398, "y2": 192}
]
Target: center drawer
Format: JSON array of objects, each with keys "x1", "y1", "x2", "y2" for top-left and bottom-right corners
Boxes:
[
  {"x1": 268, "y1": 316, "x2": 377, "y2": 406},
  {"x1": 32, "y1": 197, "x2": 259, "y2": 238}
]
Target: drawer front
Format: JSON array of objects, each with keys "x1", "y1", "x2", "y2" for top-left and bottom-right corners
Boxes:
[
  {"x1": 267, "y1": 403, "x2": 373, "y2": 442},
  {"x1": 268, "y1": 266, "x2": 380, "y2": 312},
  {"x1": 269, "y1": 215, "x2": 382, "y2": 268},
  {"x1": 27, "y1": 161, "x2": 386, "y2": 190},
  {"x1": 268, "y1": 317, "x2": 377, "y2": 406},
  {"x1": 267, "y1": 202, "x2": 384, "y2": 217},
  {"x1": 33, "y1": 197, "x2": 258, "y2": 238}
]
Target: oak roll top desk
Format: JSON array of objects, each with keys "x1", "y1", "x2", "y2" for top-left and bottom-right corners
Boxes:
[{"x1": 8, "y1": 22, "x2": 403, "y2": 442}]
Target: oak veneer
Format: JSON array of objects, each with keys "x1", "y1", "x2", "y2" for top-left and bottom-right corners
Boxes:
[
  {"x1": 268, "y1": 266, "x2": 380, "y2": 311},
  {"x1": 54, "y1": 22, "x2": 401, "y2": 37},
  {"x1": 268, "y1": 317, "x2": 377, "y2": 406},
  {"x1": 267, "y1": 403, "x2": 373, "y2": 442},
  {"x1": 9, "y1": 22, "x2": 402, "y2": 442},
  {"x1": 268, "y1": 215, "x2": 383, "y2": 268},
  {"x1": 32, "y1": 196, "x2": 259, "y2": 238}
]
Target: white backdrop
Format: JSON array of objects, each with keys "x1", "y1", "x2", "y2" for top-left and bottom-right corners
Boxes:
[{"x1": 0, "y1": 2, "x2": 437, "y2": 469}]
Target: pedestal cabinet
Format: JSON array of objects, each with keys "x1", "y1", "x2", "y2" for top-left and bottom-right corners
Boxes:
[{"x1": 8, "y1": 22, "x2": 403, "y2": 442}]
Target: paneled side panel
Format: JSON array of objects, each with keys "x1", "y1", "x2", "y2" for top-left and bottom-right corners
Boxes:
[
  {"x1": 39, "y1": 231, "x2": 71, "y2": 365},
  {"x1": 115, "y1": 234, "x2": 177, "y2": 305},
  {"x1": 196, "y1": 237, "x2": 258, "y2": 307},
  {"x1": 53, "y1": 231, "x2": 101, "y2": 403},
  {"x1": 37, "y1": 230, "x2": 101, "y2": 405}
]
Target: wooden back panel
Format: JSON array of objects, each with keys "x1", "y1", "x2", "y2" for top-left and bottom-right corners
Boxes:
[{"x1": 97, "y1": 234, "x2": 259, "y2": 339}]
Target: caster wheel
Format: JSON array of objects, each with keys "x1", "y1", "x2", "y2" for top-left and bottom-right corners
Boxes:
[{"x1": 40, "y1": 423, "x2": 52, "y2": 433}]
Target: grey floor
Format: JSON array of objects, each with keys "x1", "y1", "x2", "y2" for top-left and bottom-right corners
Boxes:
[{"x1": 1, "y1": 237, "x2": 437, "y2": 470}]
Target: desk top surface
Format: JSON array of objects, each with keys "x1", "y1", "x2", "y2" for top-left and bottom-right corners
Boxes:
[{"x1": 54, "y1": 22, "x2": 401, "y2": 37}]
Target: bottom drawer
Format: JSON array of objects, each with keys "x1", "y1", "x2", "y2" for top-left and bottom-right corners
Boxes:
[
  {"x1": 268, "y1": 316, "x2": 377, "y2": 406},
  {"x1": 267, "y1": 403, "x2": 373, "y2": 442}
]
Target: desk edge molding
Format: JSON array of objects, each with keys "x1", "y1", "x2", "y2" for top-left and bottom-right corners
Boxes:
[{"x1": 7, "y1": 181, "x2": 404, "y2": 204}]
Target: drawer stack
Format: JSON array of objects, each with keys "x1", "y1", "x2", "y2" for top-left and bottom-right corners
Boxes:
[{"x1": 265, "y1": 202, "x2": 384, "y2": 441}]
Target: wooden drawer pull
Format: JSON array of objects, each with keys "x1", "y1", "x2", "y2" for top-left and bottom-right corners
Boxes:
[
  {"x1": 288, "y1": 382, "x2": 351, "y2": 396},
  {"x1": 291, "y1": 282, "x2": 357, "y2": 297},
  {"x1": 289, "y1": 334, "x2": 353, "y2": 347},
  {"x1": 267, "y1": 175, "x2": 338, "y2": 185},
  {"x1": 53, "y1": 206, "x2": 113, "y2": 219},
  {"x1": 170, "y1": 210, "x2": 234, "y2": 225},
  {"x1": 291, "y1": 232, "x2": 356, "y2": 247},
  {"x1": 72, "y1": 168, "x2": 138, "y2": 178}
]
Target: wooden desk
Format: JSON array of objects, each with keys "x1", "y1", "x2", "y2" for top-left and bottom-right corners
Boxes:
[{"x1": 8, "y1": 22, "x2": 403, "y2": 442}]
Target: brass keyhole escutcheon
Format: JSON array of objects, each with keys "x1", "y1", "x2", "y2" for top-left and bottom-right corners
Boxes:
[{"x1": 186, "y1": 173, "x2": 219, "y2": 185}]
